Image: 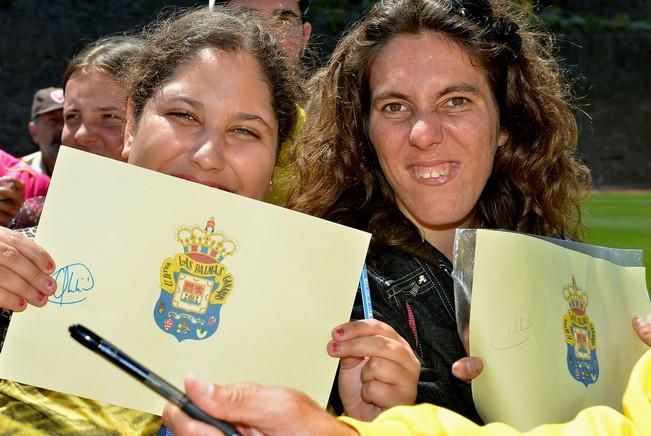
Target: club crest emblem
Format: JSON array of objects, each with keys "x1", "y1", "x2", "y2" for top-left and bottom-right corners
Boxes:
[
  {"x1": 561, "y1": 277, "x2": 598, "y2": 387},
  {"x1": 154, "y1": 217, "x2": 237, "y2": 342}
]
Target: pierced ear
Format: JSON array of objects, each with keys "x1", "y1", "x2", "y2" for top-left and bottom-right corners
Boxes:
[{"x1": 122, "y1": 101, "x2": 136, "y2": 160}]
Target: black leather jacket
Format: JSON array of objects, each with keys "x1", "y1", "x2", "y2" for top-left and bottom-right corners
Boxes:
[{"x1": 331, "y1": 242, "x2": 482, "y2": 423}]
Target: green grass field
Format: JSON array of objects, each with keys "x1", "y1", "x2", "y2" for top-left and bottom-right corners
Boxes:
[{"x1": 582, "y1": 192, "x2": 651, "y2": 290}]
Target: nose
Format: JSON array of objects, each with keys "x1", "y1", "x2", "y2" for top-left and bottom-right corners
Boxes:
[
  {"x1": 191, "y1": 135, "x2": 227, "y2": 172},
  {"x1": 73, "y1": 122, "x2": 99, "y2": 147},
  {"x1": 409, "y1": 113, "x2": 443, "y2": 150}
]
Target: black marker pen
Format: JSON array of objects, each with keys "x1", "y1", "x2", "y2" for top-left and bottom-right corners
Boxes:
[{"x1": 69, "y1": 324, "x2": 239, "y2": 436}]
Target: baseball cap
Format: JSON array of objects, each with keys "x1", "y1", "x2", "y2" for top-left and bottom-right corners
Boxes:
[{"x1": 31, "y1": 87, "x2": 64, "y2": 119}]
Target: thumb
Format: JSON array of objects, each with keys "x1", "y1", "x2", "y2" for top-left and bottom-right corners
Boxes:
[
  {"x1": 451, "y1": 356, "x2": 484, "y2": 383},
  {"x1": 184, "y1": 374, "x2": 264, "y2": 424}
]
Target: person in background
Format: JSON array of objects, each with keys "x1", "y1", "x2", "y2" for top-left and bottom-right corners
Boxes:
[
  {"x1": 24, "y1": 87, "x2": 64, "y2": 177},
  {"x1": 61, "y1": 35, "x2": 142, "y2": 161},
  {"x1": 0, "y1": 148, "x2": 50, "y2": 227},
  {"x1": 8, "y1": 36, "x2": 143, "y2": 230},
  {"x1": 219, "y1": 0, "x2": 312, "y2": 61}
]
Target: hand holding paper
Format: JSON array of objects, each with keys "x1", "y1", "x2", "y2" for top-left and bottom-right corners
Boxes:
[
  {"x1": 328, "y1": 319, "x2": 420, "y2": 421},
  {"x1": 0, "y1": 227, "x2": 56, "y2": 311}
]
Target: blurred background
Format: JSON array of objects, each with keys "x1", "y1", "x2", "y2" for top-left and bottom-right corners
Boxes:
[{"x1": 0, "y1": 0, "x2": 649, "y2": 283}]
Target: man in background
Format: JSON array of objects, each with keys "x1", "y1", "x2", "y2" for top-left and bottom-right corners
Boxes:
[
  {"x1": 24, "y1": 87, "x2": 64, "y2": 177},
  {"x1": 221, "y1": 0, "x2": 312, "y2": 61}
]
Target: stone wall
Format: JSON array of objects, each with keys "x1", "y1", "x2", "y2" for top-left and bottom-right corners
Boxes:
[{"x1": 1, "y1": 0, "x2": 650, "y2": 187}]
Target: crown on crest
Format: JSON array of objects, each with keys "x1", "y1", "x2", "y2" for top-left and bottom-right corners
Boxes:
[
  {"x1": 176, "y1": 217, "x2": 237, "y2": 261},
  {"x1": 562, "y1": 276, "x2": 588, "y2": 314}
]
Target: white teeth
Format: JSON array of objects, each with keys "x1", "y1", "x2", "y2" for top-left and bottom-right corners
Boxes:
[{"x1": 416, "y1": 166, "x2": 449, "y2": 179}]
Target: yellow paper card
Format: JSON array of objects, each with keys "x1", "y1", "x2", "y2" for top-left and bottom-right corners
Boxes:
[
  {"x1": 470, "y1": 229, "x2": 650, "y2": 431},
  {"x1": 0, "y1": 147, "x2": 371, "y2": 415}
]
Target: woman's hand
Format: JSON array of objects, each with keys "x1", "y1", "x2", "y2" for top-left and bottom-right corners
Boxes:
[
  {"x1": 451, "y1": 325, "x2": 483, "y2": 382},
  {"x1": 162, "y1": 374, "x2": 357, "y2": 435},
  {"x1": 0, "y1": 178, "x2": 24, "y2": 227},
  {"x1": 327, "y1": 319, "x2": 420, "y2": 421},
  {"x1": 0, "y1": 227, "x2": 56, "y2": 311}
]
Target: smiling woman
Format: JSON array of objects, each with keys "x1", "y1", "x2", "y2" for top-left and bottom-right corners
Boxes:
[
  {"x1": 61, "y1": 36, "x2": 143, "y2": 161},
  {"x1": 0, "y1": 6, "x2": 302, "y2": 433},
  {"x1": 288, "y1": 0, "x2": 592, "y2": 424}
]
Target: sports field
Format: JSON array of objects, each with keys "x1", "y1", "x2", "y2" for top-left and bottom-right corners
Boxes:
[{"x1": 582, "y1": 192, "x2": 651, "y2": 290}]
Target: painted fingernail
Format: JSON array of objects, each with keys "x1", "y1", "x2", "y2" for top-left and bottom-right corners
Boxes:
[
  {"x1": 46, "y1": 261, "x2": 54, "y2": 272},
  {"x1": 18, "y1": 298, "x2": 25, "y2": 307},
  {"x1": 335, "y1": 328, "x2": 345, "y2": 337},
  {"x1": 37, "y1": 292, "x2": 47, "y2": 303},
  {"x1": 44, "y1": 278, "x2": 56, "y2": 294},
  {"x1": 331, "y1": 342, "x2": 340, "y2": 353}
]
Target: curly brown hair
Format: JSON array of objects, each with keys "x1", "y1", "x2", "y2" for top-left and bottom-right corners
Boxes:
[
  {"x1": 122, "y1": 6, "x2": 303, "y2": 150},
  {"x1": 288, "y1": 0, "x2": 591, "y2": 257}
]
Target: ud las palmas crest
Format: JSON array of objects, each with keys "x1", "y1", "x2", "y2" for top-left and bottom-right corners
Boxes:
[
  {"x1": 154, "y1": 217, "x2": 237, "y2": 342},
  {"x1": 561, "y1": 277, "x2": 599, "y2": 387}
]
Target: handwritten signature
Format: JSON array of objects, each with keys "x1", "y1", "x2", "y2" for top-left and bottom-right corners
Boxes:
[{"x1": 48, "y1": 263, "x2": 95, "y2": 306}]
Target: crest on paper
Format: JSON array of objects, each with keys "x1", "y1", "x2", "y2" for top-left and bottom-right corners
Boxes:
[
  {"x1": 154, "y1": 217, "x2": 237, "y2": 342},
  {"x1": 562, "y1": 277, "x2": 599, "y2": 387}
]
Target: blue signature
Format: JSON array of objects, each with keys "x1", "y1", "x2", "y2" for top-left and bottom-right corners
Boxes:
[{"x1": 48, "y1": 263, "x2": 95, "y2": 306}]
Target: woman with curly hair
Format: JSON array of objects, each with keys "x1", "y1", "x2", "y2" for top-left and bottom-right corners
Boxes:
[{"x1": 287, "y1": 0, "x2": 592, "y2": 422}]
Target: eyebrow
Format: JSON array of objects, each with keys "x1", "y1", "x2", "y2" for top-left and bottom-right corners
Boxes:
[
  {"x1": 234, "y1": 112, "x2": 273, "y2": 131},
  {"x1": 275, "y1": 9, "x2": 300, "y2": 19},
  {"x1": 161, "y1": 95, "x2": 204, "y2": 111},
  {"x1": 97, "y1": 106, "x2": 125, "y2": 112},
  {"x1": 372, "y1": 82, "x2": 482, "y2": 103},
  {"x1": 62, "y1": 105, "x2": 124, "y2": 113}
]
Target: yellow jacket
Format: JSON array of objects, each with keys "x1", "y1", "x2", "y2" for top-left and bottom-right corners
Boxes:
[{"x1": 340, "y1": 349, "x2": 651, "y2": 435}]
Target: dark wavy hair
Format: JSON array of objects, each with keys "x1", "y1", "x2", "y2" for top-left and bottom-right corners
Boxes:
[
  {"x1": 122, "y1": 6, "x2": 303, "y2": 149},
  {"x1": 288, "y1": 0, "x2": 591, "y2": 258}
]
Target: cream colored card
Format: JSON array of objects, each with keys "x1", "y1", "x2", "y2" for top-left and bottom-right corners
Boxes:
[
  {"x1": 0, "y1": 147, "x2": 371, "y2": 415},
  {"x1": 470, "y1": 230, "x2": 650, "y2": 431}
]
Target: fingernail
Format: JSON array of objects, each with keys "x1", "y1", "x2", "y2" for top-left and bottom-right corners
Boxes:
[
  {"x1": 335, "y1": 327, "x2": 345, "y2": 337},
  {"x1": 46, "y1": 262, "x2": 55, "y2": 272},
  {"x1": 187, "y1": 373, "x2": 213, "y2": 396},
  {"x1": 44, "y1": 278, "x2": 56, "y2": 294},
  {"x1": 18, "y1": 298, "x2": 25, "y2": 307},
  {"x1": 330, "y1": 341, "x2": 340, "y2": 353},
  {"x1": 37, "y1": 292, "x2": 47, "y2": 303}
]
